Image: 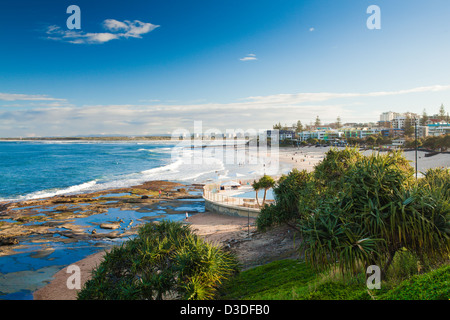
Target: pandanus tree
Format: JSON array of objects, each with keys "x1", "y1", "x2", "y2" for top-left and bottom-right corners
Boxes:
[
  {"x1": 256, "y1": 169, "x2": 315, "y2": 232},
  {"x1": 77, "y1": 220, "x2": 239, "y2": 300},
  {"x1": 256, "y1": 147, "x2": 450, "y2": 279},
  {"x1": 300, "y1": 150, "x2": 450, "y2": 278}
]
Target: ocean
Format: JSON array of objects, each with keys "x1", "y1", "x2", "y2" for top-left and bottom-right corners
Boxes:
[
  {"x1": 0, "y1": 140, "x2": 283, "y2": 299},
  {"x1": 0, "y1": 140, "x2": 227, "y2": 202},
  {"x1": 0, "y1": 140, "x2": 218, "y2": 299}
]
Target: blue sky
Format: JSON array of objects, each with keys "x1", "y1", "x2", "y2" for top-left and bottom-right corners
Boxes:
[{"x1": 1, "y1": 0, "x2": 450, "y2": 137}]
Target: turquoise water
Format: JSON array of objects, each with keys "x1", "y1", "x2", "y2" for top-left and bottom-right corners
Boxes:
[
  {"x1": 0, "y1": 141, "x2": 179, "y2": 201},
  {"x1": 234, "y1": 189, "x2": 275, "y2": 200}
]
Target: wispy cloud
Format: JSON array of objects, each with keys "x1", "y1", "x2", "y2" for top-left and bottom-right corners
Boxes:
[
  {"x1": 309, "y1": 27, "x2": 315, "y2": 32},
  {"x1": 242, "y1": 85, "x2": 450, "y2": 105},
  {"x1": 2, "y1": 84, "x2": 449, "y2": 137},
  {"x1": 45, "y1": 19, "x2": 159, "y2": 44},
  {"x1": 240, "y1": 53, "x2": 257, "y2": 61},
  {"x1": 0, "y1": 93, "x2": 67, "y2": 102}
]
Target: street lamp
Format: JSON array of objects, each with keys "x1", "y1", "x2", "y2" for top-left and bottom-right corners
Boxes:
[{"x1": 415, "y1": 119, "x2": 418, "y2": 180}]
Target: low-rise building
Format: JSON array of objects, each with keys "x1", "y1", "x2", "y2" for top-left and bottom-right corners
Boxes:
[
  {"x1": 427, "y1": 123, "x2": 450, "y2": 136},
  {"x1": 392, "y1": 138, "x2": 406, "y2": 146}
]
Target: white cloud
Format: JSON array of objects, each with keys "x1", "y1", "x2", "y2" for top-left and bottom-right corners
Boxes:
[
  {"x1": 242, "y1": 85, "x2": 450, "y2": 105},
  {"x1": 103, "y1": 19, "x2": 129, "y2": 32},
  {"x1": 45, "y1": 19, "x2": 159, "y2": 44},
  {"x1": 309, "y1": 27, "x2": 315, "y2": 32},
  {"x1": 2, "y1": 84, "x2": 450, "y2": 137},
  {"x1": 0, "y1": 93, "x2": 67, "y2": 102},
  {"x1": 240, "y1": 54, "x2": 258, "y2": 61},
  {"x1": 103, "y1": 19, "x2": 159, "y2": 38}
]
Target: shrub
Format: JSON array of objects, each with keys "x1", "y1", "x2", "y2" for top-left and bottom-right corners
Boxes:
[
  {"x1": 299, "y1": 150, "x2": 449, "y2": 278},
  {"x1": 313, "y1": 147, "x2": 363, "y2": 190},
  {"x1": 380, "y1": 264, "x2": 450, "y2": 300},
  {"x1": 385, "y1": 248, "x2": 420, "y2": 283},
  {"x1": 77, "y1": 220, "x2": 239, "y2": 300},
  {"x1": 256, "y1": 169, "x2": 314, "y2": 231}
]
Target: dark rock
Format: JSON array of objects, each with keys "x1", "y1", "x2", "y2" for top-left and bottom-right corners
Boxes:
[{"x1": 0, "y1": 237, "x2": 19, "y2": 246}]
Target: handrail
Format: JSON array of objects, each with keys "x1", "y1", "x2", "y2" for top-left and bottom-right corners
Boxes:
[{"x1": 202, "y1": 178, "x2": 275, "y2": 209}]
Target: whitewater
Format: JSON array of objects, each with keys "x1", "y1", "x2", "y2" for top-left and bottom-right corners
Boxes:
[{"x1": 0, "y1": 140, "x2": 285, "y2": 202}]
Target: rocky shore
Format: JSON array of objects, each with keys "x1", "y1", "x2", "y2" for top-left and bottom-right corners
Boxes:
[{"x1": 0, "y1": 180, "x2": 204, "y2": 258}]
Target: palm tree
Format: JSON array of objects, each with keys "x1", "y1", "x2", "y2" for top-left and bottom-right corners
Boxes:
[
  {"x1": 252, "y1": 180, "x2": 261, "y2": 207},
  {"x1": 258, "y1": 175, "x2": 276, "y2": 207}
]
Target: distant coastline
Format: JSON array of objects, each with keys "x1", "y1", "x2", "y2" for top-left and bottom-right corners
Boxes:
[{"x1": 0, "y1": 136, "x2": 172, "y2": 141}]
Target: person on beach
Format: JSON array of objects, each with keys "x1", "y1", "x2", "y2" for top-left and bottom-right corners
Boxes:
[
  {"x1": 185, "y1": 212, "x2": 189, "y2": 221},
  {"x1": 159, "y1": 190, "x2": 161, "y2": 198}
]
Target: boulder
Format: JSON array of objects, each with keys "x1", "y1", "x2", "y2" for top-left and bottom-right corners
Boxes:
[{"x1": 99, "y1": 223, "x2": 121, "y2": 230}]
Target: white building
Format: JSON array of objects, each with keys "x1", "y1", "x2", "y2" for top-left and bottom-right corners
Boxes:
[
  {"x1": 380, "y1": 111, "x2": 400, "y2": 122},
  {"x1": 391, "y1": 114, "x2": 419, "y2": 129},
  {"x1": 427, "y1": 123, "x2": 450, "y2": 136},
  {"x1": 417, "y1": 126, "x2": 429, "y2": 138},
  {"x1": 297, "y1": 130, "x2": 343, "y2": 142},
  {"x1": 392, "y1": 139, "x2": 406, "y2": 146}
]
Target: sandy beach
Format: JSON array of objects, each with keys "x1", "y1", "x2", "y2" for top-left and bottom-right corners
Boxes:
[{"x1": 277, "y1": 146, "x2": 450, "y2": 173}]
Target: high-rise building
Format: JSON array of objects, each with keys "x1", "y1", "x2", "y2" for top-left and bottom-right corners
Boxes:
[{"x1": 380, "y1": 111, "x2": 400, "y2": 122}]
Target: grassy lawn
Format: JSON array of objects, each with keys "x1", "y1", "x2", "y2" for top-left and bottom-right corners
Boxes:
[{"x1": 219, "y1": 259, "x2": 450, "y2": 300}]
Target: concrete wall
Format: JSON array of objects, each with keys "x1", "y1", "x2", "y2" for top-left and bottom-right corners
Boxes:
[{"x1": 204, "y1": 198, "x2": 260, "y2": 218}]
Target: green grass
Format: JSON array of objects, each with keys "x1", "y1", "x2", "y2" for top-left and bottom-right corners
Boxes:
[
  {"x1": 219, "y1": 259, "x2": 450, "y2": 300},
  {"x1": 219, "y1": 259, "x2": 317, "y2": 300},
  {"x1": 380, "y1": 264, "x2": 450, "y2": 300}
]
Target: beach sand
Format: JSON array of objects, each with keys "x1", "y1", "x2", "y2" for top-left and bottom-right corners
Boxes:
[{"x1": 277, "y1": 146, "x2": 450, "y2": 173}]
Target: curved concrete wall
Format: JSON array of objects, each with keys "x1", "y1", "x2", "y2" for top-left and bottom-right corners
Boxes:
[{"x1": 204, "y1": 198, "x2": 260, "y2": 218}]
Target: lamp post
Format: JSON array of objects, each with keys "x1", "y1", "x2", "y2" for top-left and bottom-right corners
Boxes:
[{"x1": 415, "y1": 119, "x2": 418, "y2": 180}]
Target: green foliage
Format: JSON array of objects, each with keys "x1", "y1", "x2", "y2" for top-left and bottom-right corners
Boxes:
[
  {"x1": 219, "y1": 259, "x2": 316, "y2": 300},
  {"x1": 256, "y1": 169, "x2": 314, "y2": 231},
  {"x1": 77, "y1": 220, "x2": 239, "y2": 300},
  {"x1": 421, "y1": 134, "x2": 450, "y2": 151},
  {"x1": 300, "y1": 150, "x2": 449, "y2": 276},
  {"x1": 380, "y1": 264, "x2": 450, "y2": 300},
  {"x1": 301, "y1": 281, "x2": 371, "y2": 300},
  {"x1": 251, "y1": 179, "x2": 261, "y2": 207},
  {"x1": 385, "y1": 249, "x2": 421, "y2": 283},
  {"x1": 420, "y1": 167, "x2": 450, "y2": 199},
  {"x1": 313, "y1": 147, "x2": 363, "y2": 190},
  {"x1": 219, "y1": 259, "x2": 450, "y2": 300},
  {"x1": 257, "y1": 148, "x2": 449, "y2": 279}
]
